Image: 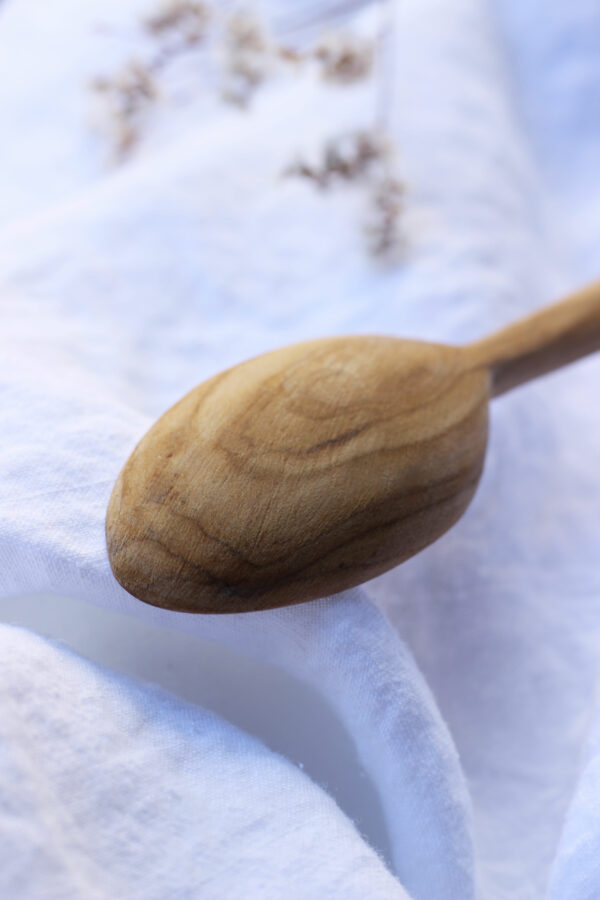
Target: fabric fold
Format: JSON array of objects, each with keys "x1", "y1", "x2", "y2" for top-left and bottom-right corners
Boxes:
[{"x1": 0, "y1": 623, "x2": 410, "y2": 900}]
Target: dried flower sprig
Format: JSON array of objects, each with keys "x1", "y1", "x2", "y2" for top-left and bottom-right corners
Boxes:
[
  {"x1": 284, "y1": 131, "x2": 386, "y2": 189},
  {"x1": 91, "y1": 2, "x2": 211, "y2": 158},
  {"x1": 91, "y1": 60, "x2": 159, "y2": 157},
  {"x1": 220, "y1": 10, "x2": 271, "y2": 108},
  {"x1": 284, "y1": 129, "x2": 404, "y2": 262},
  {"x1": 364, "y1": 174, "x2": 405, "y2": 262}
]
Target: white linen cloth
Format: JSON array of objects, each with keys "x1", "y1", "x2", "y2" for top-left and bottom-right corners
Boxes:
[{"x1": 0, "y1": 0, "x2": 599, "y2": 898}]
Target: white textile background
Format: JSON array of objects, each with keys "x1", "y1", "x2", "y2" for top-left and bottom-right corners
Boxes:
[{"x1": 0, "y1": 0, "x2": 599, "y2": 898}]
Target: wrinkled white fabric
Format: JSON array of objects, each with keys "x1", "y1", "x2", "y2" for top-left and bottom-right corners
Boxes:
[
  {"x1": 0, "y1": 623, "x2": 411, "y2": 900},
  {"x1": 0, "y1": 0, "x2": 599, "y2": 898}
]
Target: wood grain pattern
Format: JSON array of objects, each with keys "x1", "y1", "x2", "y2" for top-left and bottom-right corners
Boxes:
[{"x1": 106, "y1": 281, "x2": 600, "y2": 613}]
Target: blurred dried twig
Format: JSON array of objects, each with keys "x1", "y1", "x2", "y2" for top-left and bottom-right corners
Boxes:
[
  {"x1": 364, "y1": 173, "x2": 405, "y2": 262},
  {"x1": 284, "y1": 131, "x2": 385, "y2": 188},
  {"x1": 92, "y1": 61, "x2": 158, "y2": 157},
  {"x1": 220, "y1": 10, "x2": 271, "y2": 108},
  {"x1": 284, "y1": 129, "x2": 404, "y2": 262}
]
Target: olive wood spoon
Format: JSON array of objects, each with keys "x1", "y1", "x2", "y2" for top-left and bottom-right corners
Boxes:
[{"x1": 106, "y1": 280, "x2": 600, "y2": 614}]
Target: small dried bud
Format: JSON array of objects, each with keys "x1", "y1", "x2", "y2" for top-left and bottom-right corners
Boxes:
[
  {"x1": 283, "y1": 159, "x2": 329, "y2": 189},
  {"x1": 224, "y1": 9, "x2": 268, "y2": 55},
  {"x1": 145, "y1": 1, "x2": 210, "y2": 45},
  {"x1": 277, "y1": 45, "x2": 304, "y2": 64},
  {"x1": 364, "y1": 175, "x2": 405, "y2": 262},
  {"x1": 314, "y1": 33, "x2": 374, "y2": 84}
]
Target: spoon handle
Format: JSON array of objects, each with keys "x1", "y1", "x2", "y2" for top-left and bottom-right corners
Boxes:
[{"x1": 467, "y1": 280, "x2": 600, "y2": 397}]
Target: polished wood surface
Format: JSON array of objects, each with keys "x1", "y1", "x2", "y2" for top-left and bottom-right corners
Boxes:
[{"x1": 106, "y1": 281, "x2": 600, "y2": 613}]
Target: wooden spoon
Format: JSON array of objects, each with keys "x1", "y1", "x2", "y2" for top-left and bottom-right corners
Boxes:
[{"x1": 106, "y1": 281, "x2": 600, "y2": 614}]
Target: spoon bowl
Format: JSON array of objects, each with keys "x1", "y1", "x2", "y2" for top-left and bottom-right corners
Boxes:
[{"x1": 106, "y1": 336, "x2": 489, "y2": 612}]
